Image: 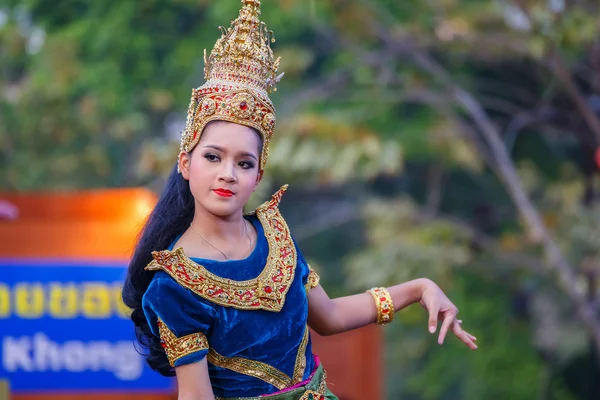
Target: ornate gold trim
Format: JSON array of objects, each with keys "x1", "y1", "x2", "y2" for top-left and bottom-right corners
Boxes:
[
  {"x1": 304, "y1": 264, "x2": 320, "y2": 293},
  {"x1": 292, "y1": 326, "x2": 309, "y2": 383},
  {"x1": 298, "y1": 370, "x2": 327, "y2": 400},
  {"x1": 157, "y1": 318, "x2": 209, "y2": 367},
  {"x1": 206, "y1": 324, "x2": 310, "y2": 391},
  {"x1": 213, "y1": 368, "x2": 328, "y2": 400},
  {"x1": 145, "y1": 186, "x2": 296, "y2": 312},
  {"x1": 208, "y1": 348, "x2": 291, "y2": 390},
  {"x1": 299, "y1": 369, "x2": 328, "y2": 400}
]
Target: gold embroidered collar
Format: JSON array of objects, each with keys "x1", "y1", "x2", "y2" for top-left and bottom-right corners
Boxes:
[{"x1": 145, "y1": 185, "x2": 296, "y2": 312}]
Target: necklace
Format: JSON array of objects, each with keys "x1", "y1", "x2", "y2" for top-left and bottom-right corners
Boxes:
[{"x1": 189, "y1": 219, "x2": 253, "y2": 261}]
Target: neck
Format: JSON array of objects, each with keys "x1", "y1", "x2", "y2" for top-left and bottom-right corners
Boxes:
[{"x1": 190, "y1": 208, "x2": 246, "y2": 241}]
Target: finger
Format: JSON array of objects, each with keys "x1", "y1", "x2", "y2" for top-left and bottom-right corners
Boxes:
[
  {"x1": 438, "y1": 311, "x2": 456, "y2": 345},
  {"x1": 461, "y1": 332, "x2": 478, "y2": 350},
  {"x1": 454, "y1": 323, "x2": 476, "y2": 340},
  {"x1": 453, "y1": 325, "x2": 478, "y2": 349},
  {"x1": 459, "y1": 332, "x2": 478, "y2": 349},
  {"x1": 462, "y1": 329, "x2": 477, "y2": 341},
  {"x1": 428, "y1": 305, "x2": 440, "y2": 333}
]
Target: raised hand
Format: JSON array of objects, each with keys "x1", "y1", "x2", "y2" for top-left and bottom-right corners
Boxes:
[{"x1": 419, "y1": 280, "x2": 478, "y2": 350}]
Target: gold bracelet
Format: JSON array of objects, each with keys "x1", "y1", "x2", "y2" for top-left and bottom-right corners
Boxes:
[{"x1": 367, "y1": 287, "x2": 395, "y2": 325}]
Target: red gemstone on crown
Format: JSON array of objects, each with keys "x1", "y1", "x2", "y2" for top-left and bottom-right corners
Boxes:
[
  {"x1": 264, "y1": 286, "x2": 272, "y2": 293},
  {"x1": 240, "y1": 101, "x2": 248, "y2": 110}
]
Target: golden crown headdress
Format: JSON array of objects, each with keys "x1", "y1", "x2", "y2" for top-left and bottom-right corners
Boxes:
[{"x1": 179, "y1": 0, "x2": 283, "y2": 171}]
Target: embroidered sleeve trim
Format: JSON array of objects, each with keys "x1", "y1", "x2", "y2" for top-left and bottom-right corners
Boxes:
[
  {"x1": 145, "y1": 185, "x2": 297, "y2": 312},
  {"x1": 157, "y1": 318, "x2": 209, "y2": 367},
  {"x1": 304, "y1": 264, "x2": 320, "y2": 293}
]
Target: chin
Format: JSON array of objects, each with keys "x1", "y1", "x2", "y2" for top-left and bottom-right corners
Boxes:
[{"x1": 205, "y1": 202, "x2": 243, "y2": 218}]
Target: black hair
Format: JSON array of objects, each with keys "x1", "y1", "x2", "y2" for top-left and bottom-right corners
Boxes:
[
  {"x1": 122, "y1": 121, "x2": 264, "y2": 376},
  {"x1": 122, "y1": 165, "x2": 194, "y2": 376}
]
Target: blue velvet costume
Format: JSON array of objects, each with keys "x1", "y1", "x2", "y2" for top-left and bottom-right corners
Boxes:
[{"x1": 142, "y1": 190, "x2": 321, "y2": 398}]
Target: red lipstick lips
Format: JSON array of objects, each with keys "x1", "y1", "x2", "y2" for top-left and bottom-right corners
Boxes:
[{"x1": 213, "y1": 188, "x2": 234, "y2": 197}]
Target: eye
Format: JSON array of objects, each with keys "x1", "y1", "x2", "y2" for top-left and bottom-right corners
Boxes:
[
  {"x1": 238, "y1": 160, "x2": 255, "y2": 169},
  {"x1": 204, "y1": 153, "x2": 220, "y2": 162}
]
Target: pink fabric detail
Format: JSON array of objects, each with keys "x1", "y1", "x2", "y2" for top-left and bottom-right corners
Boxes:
[{"x1": 268, "y1": 355, "x2": 321, "y2": 395}]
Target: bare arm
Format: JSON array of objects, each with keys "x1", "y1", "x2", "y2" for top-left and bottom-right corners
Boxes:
[
  {"x1": 307, "y1": 278, "x2": 427, "y2": 336},
  {"x1": 307, "y1": 278, "x2": 477, "y2": 349},
  {"x1": 175, "y1": 358, "x2": 215, "y2": 400}
]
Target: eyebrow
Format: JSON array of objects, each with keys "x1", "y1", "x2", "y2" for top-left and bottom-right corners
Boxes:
[{"x1": 202, "y1": 145, "x2": 258, "y2": 161}]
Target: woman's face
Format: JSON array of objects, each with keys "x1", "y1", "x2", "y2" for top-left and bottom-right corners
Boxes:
[{"x1": 179, "y1": 121, "x2": 263, "y2": 218}]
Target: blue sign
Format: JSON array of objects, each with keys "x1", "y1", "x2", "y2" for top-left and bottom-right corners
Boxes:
[{"x1": 0, "y1": 259, "x2": 172, "y2": 392}]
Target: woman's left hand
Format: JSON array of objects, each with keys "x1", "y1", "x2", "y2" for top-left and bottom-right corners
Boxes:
[{"x1": 419, "y1": 279, "x2": 478, "y2": 350}]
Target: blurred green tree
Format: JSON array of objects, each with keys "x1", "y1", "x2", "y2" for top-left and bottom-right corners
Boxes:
[{"x1": 2, "y1": 0, "x2": 600, "y2": 398}]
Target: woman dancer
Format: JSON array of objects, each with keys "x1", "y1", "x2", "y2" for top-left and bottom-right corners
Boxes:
[{"x1": 123, "y1": 1, "x2": 477, "y2": 399}]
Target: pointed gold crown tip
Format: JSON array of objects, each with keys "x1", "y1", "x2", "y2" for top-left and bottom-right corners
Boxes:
[{"x1": 203, "y1": 0, "x2": 281, "y2": 95}]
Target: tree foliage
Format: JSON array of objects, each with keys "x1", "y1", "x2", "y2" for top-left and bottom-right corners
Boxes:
[{"x1": 2, "y1": 0, "x2": 600, "y2": 398}]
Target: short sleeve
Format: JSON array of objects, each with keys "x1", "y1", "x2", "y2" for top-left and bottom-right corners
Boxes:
[
  {"x1": 142, "y1": 271, "x2": 217, "y2": 367},
  {"x1": 295, "y1": 242, "x2": 320, "y2": 293}
]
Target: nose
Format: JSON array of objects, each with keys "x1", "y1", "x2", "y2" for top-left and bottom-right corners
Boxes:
[{"x1": 217, "y1": 161, "x2": 237, "y2": 184}]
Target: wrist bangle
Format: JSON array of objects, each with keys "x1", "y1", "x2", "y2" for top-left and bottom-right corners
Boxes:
[{"x1": 367, "y1": 287, "x2": 395, "y2": 325}]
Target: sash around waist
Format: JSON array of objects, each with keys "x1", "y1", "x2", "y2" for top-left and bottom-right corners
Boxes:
[{"x1": 215, "y1": 357, "x2": 337, "y2": 400}]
